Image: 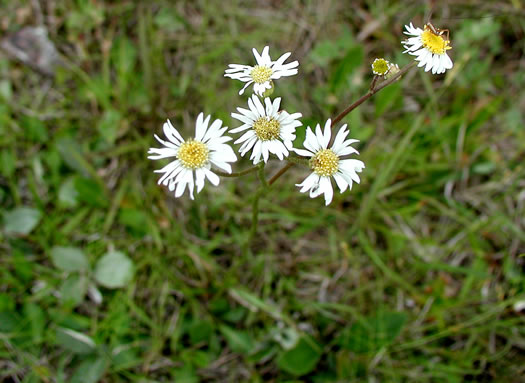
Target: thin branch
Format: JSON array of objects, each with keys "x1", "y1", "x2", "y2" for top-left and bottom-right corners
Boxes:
[
  {"x1": 331, "y1": 61, "x2": 416, "y2": 127},
  {"x1": 268, "y1": 163, "x2": 294, "y2": 185}
]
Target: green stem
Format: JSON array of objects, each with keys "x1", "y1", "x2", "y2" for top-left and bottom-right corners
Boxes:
[
  {"x1": 250, "y1": 163, "x2": 269, "y2": 240},
  {"x1": 257, "y1": 162, "x2": 269, "y2": 188}
]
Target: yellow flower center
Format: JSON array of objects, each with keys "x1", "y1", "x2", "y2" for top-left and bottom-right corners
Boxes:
[
  {"x1": 421, "y1": 25, "x2": 451, "y2": 55},
  {"x1": 250, "y1": 65, "x2": 273, "y2": 84},
  {"x1": 253, "y1": 117, "x2": 281, "y2": 141},
  {"x1": 372, "y1": 58, "x2": 390, "y2": 75},
  {"x1": 310, "y1": 149, "x2": 339, "y2": 177},
  {"x1": 177, "y1": 140, "x2": 209, "y2": 169}
]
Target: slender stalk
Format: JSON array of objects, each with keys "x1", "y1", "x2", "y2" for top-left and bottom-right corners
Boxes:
[
  {"x1": 268, "y1": 61, "x2": 417, "y2": 185},
  {"x1": 250, "y1": 188, "x2": 265, "y2": 240},
  {"x1": 268, "y1": 163, "x2": 294, "y2": 185},
  {"x1": 257, "y1": 162, "x2": 269, "y2": 188},
  {"x1": 214, "y1": 165, "x2": 259, "y2": 178},
  {"x1": 331, "y1": 61, "x2": 416, "y2": 127},
  {"x1": 250, "y1": 163, "x2": 268, "y2": 240}
]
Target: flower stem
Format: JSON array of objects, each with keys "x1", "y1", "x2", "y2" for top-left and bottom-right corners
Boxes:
[
  {"x1": 257, "y1": 162, "x2": 269, "y2": 188},
  {"x1": 215, "y1": 165, "x2": 259, "y2": 178},
  {"x1": 250, "y1": 163, "x2": 268, "y2": 241},
  {"x1": 268, "y1": 163, "x2": 294, "y2": 185},
  {"x1": 331, "y1": 61, "x2": 416, "y2": 127}
]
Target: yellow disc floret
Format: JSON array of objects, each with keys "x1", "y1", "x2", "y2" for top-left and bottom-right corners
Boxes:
[
  {"x1": 250, "y1": 65, "x2": 273, "y2": 84},
  {"x1": 372, "y1": 58, "x2": 390, "y2": 76},
  {"x1": 177, "y1": 140, "x2": 209, "y2": 169},
  {"x1": 253, "y1": 117, "x2": 281, "y2": 141},
  {"x1": 421, "y1": 25, "x2": 451, "y2": 55},
  {"x1": 310, "y1": 149, "x2": 339, "y2": 177}
]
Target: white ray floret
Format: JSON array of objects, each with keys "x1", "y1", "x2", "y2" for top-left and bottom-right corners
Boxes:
[
  {"x1": 225, "y1": 46, "x2": 299, "y2": 96},
  {"x1": 147, "y1": 113, "x2": 237, "y2": 200},
  {"x1": 402, "y1": 22, "x2": 453, "y2": 75},
  {"x1": 230, "y1": 95, "x2": 302, "y2": 164},
  {"x1": 293, "y1": 119, "x2": 365, "y2": 206}
]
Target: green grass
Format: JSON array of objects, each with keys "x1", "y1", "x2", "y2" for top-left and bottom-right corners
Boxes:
[{"x1": 1, "y1": 0, "x2": 525, "y2": 382}]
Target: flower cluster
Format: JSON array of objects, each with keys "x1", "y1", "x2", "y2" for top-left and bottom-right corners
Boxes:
[{"x1": 148, "y1": 20, "x2": 453, "y2": 205}]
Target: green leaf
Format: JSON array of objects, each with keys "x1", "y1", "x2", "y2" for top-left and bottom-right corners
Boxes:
[
  {"x1": 118, "y1": 208, "x2": 149, "y2": 237},
  {"x1": 173, "y1": 365, "x2": 199, "y2": 383},
  {"x1": 23, "y1": 303, "x2": 46, "y2": 343},
  {"x1": 60, "y1": 274, "x2": 88, "y2": 306},
  {"x1": 0, "y1": 311, "x2": 22, "y2": 332},
  {"x1": 0, "y1": 148, "x2": 16, "y2": 177},
  {"x1": 94, "y1": 251, "x2": 134, "y2": 289},
  {"x1": 219, "y1": 325, "x2": 254, "y2": 354},
  {"x1": 3, "y1": 207, "x2": 42, "y2": 236},
  {"x1": 309, "y1": 27, "x2": 354, "y2": 68},
  {"x1": 56, "y1": 137, "x2": 93, "y2": 179},
  {"x1": 70, "y1": 355, "x2": 108, "y2": 383},
  {"x1": 58, "y1": 177, "x2": 79, "y2": 208},
  {"x1": 98, "y1": 109, "x2": 122, "y2": 145},
  {"x1": 55, "y1": 327, "x2": 96, "y2": 354},
  {"x1": 50, "y1": 246, "x2": 89, "y2": 272},
  {"x1": 277, "y1": 336, "x2": 322, "y2": 376},
  {"x1": 340, "y1": 311, "x2": 407, "y2": 353},
  {"x1": 22, "y1": 115, "x2": 48, "y2": 143},
  {"x1": 329, "y1": 45, "x2": 364, "y2": 93},
  {"x1": 188, "y1": 319, "x2": 214, "y2": 344},
  {"x1": 74, "y1": 177, "x2": 108, "y2": 208}
]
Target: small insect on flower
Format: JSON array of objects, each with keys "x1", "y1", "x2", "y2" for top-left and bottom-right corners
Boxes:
[
  {"x1": 147, "y1": 113, "x2": 237, "y2": 200},
  {"x1": 224, "y1": 46, "x2": 299, "y2": 96},
  {"x1": 230, "y1": 95, "x2": 302, "y2": 164},
  {"x1": 293, "y1": 119, "x2": 365, "y2": 206},
  {"x1": 402, "y1": 22, "x2": 453, "y2": 74}
]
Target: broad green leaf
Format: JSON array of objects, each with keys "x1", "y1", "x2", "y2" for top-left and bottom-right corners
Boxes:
[
  {"x1": 173, "y1": 365, "x2": 199, "y2": 383},
  {"x1": 22, "y1": 115, "x2": 48, "y2": 143},
  {"x1": 188, "y1": 319, "x2": 214, "y2": 344},
  {"x1": 219, "y1": 325, "x2": 254, "y2": 354},
  {"x1": 74, "y1": 177, "x2": 108, "y2": 208},
  {"x1": 329, "y1": 45, "x2": 364, "y2": 93},
  {"x1": 0, "y1": 148, "x2": 16, "y2": 177},
  {"x1": 340, "y1": 311, "x2": 407, "y2": 353},
  {"x1": 118, "y1": 208, "x2": 149, "y2": 237},
  {"x1": 0, "y1": 311, "x2": 21, "y2": 332},
  {"x1": 277, "y1": 336, "x2": 322, "y2": 376},
  {"x1": 98, "y1": 109, "x2": 121, "y2": 145},
  {"x1": 58, "y1": 177, "x2": 79, "y2": 208},
  {"x1": 70, "y1": 355, "x2": 108, "y2": 383},
  {"x1": 94, "y1": 251, "x2": 134, "y2": 289},
  {"x1": 50, "y1": 246, "x2": 89, "y2": 272},
  {"x1": 23, "y1": 303, "x2": 46, "y2": 342},
  {"x1": 3, "y1": 207, "x2": 42, "y2": 236},
  {"x1": 56, "y1": 327, "x2": 96, "y2": 354},
  {"x1": 56, "y1": 137, "x2": 93, "y2": 179},
  {"x1": 60, "y1": 274, "x2": 88, "y2": 306}
]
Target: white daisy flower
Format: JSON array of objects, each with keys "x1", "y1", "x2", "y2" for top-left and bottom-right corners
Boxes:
[
  {"x1": 230, "y1": 95, "x2": 302, "y2": 164},
  {"x1": 293, "y1": 119, "x2": 365, "y2": 206},
  {"x1": 148, "y1": 113, "x2": 237, "y2": 200},
  {"x1": 402, "y1": 22, "x2": 453, "y2": 75},
  {"x1": 225, "y1": 46, "x2": 299, "y2": 96}
]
